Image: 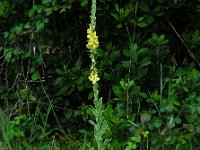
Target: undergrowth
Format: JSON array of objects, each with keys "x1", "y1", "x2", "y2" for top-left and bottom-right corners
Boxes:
[{"x1": 0, "y1": 0, "x2": 200, "y2": 149}]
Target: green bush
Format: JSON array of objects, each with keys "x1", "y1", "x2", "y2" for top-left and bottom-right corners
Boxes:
[{"x1": 0, "y1": 0, "x2": 200, "y2": 149}]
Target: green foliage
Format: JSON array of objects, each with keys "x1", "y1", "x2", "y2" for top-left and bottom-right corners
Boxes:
[{"x1": 0, "y1": 0, "x2": 200, "y2": 149}]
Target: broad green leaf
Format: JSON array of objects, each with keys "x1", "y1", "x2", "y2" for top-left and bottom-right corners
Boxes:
[
  {"x1": 116, "y1": 23, "x2": 122, "y2": 28},
  {"x1": 174, "y1": 117, "x2": 181, "y2": 124},
  {"x1": 55, "y1": 77, "x2": 63, "y2": 85},
  {"x1": 185, "y1": 114, "x2": 198, "y2": 123},
  {"x1": 183, "y1": 86, "x2": 189, "y2": 92},
  {"x1": 31, "y1": 71, "x2": 39, "y2": 81},
  {"x1": 13, "y1": 48, "x2": 22, "y2": 55},
  {"x1": 146, "y1": 16, "x2": 154, "y2": 24},
  {"x1": 111, "y1": 13, "x2": 120, "y2": 21},
  {"x1": 122, "y1": 61, "x2": 132, "y2": 69},
  {"x1": 75, "y1": 59, "x2": 82, "y2": 70},
  {"x1": 36, "y1": 20, "x2": 44, "y2": 31},
  {"x1": 154, "y1": 118, "x2": 161, "y2": 128},
  {"x1": 131, "y1": 136, "x2": 141, "y2": 143},
  {"x1": 139, "y1": 2, "x2": 150, "y2": 12},
  {"x1": 192, "y1": 30, "x2": 200, "y2": 42},
  {"x1": 121, "y1": 9, "x2": 130, "y2": 20},
  {"x1": 45, "y1": 8, "x2": 53, "y2": 16},
  {"x1": 88, "y1": 91, "x2": 94, "y2": 100},
  {"x1": 28, "y1": 6, "x2": 36, "y2": 17},
  {"x1": 152, "y1": 33, "x2": 158, "y2": 41},
  {"x1": 60, "y1": 7, "x2": 66, "y2": 13},
  {"x1": 140, "y1": 58, "x2": 151, "y2": 67},
  {"x1": 137, "y1": 47, "x2": 148, "y2": 56},
  {"x1": 55, "y1": 69, "x2": 64, "y2": 75},
  {"x1": 4, "y1": 48, "x2": 12, "y2": 62},
  {"x1": 29, "y1": 95, "x2": 36, "y2": 101},
  {"x1": 110, "y1": 50, "x2": 120, "y2": 61},
  {"x1": 4, "y1": 32, "x2": 9, "y2": 38},
  {"x1": 137, "y1": 22, "x2": 148, "y2": 27},
  {"x1": 81, "y1": 0, "x2": 88, "y2": 7},
  {"x1": 174, "y1": 0, "x2": 178, "y2": 4},
  {"x1": 24, "y1": 23, "x2": 30, "y2": 29},
  {"x1": 127, "y1": 80, "x2": 134, "y2": 88},
  {"x1": 42, "y1": 0, "x2": 51, "y2": 4},
  {"x1": 142, "y1": 131, "x2": 149, "y2": 138},
  {"x1": 123, "y1": 49, "x2": 131, "y2": 57}
]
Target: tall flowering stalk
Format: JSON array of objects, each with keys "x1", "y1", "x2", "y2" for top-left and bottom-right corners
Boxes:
[{"x1": 87, "y1": 0, "x2": 109, "y2": 149}]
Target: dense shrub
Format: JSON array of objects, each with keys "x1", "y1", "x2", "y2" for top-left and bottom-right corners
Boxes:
[{"x1": 0, "y1": 0, "x2": 200, "y2": 149}]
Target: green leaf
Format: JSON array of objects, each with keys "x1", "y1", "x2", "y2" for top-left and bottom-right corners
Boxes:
[
  {"x1": 138, "y1": 92, "x2": 147, "y2": 98},
  {"x1": 4, "y1": 48, "x2": 12, "y2": 62},
  {"x1": 127, "y1": 80, "x2": 134, "y2": 88},
  {"x1": 146, "y1": 16, "x2": 154, "y2": 24},
  {"x1": 14, "y1": 25, "x2": 23, "y2": 35},
  {"x1": 131, "y1": 136, "x2": 141, "y2": 143},
  {"x1": 153, "y1": 118, "x2": 161, "y2": 128},
  {"x1": 121, "y1": 9, "x2": 130, "y2": 20},
  {"x1": 192, "y1": 30, "x2": 200, "y2": 42},
  {"x1": 115, "y1": 4, "x2": 120, "y2": 13},
  {"x1": 140, "y1": 58, "x2": 151, "y2": 67},
  {"x1": 88, "y1": 92, "x2": 94, "y2": 100},
  {"x1": 13, "y1": 48, "x2": 22, "y2": 55},
  {"x1": 55, "y1": 77, "x2": 63, "y2": 85},
  {"x1": 31, "y1": 71, "x2": 39, "y2": 81},
  {"x1": 110, "y1": 50, "x2": 120, "y2": 61},
  {"x1": 28, "y1": 6, "x2": 36, "y2": 17},
  {"x1": 152, "y1": 33, "x2": 158, "y2": 41},
  {"x1": 174, "y1": 0, "x2": 177, "y2": 4},
  {"x1": 55, "y1": 69, "x2": 64, "y2": 75},
  {"x1": 139, "y1": 2, "x2": 150, "y2": 12},
  {"x1": 81, "y1": 0, "x2": 88, "y2": 7},
  {"x1": 137, "y1": 22, "x2": 148, "y2": 27},
  {"x1": 75, "y1": 59, "x2": 82, "y2": 70},
  {"x1": 104, "y1": 73, "x2": 112, "y2": 80},
  {"x1": 24, "y1": 23, "x2": 30, "y2": 29},
  {"x1": 120, "y1": 80, "x2": 126, "y2": 89},
  {"x1": 19, "y1": 89, "x2": 29, "y2": 99},
  {"x1": 111, "y1": 13, "x2": 120, "y2": 21},
  {"x1": 174, "y1": 117, "x2": 181, "y2": 124},
  {"x1": 183, "y1": 86, "x2": 189, "y2": 92},
  {"x1": 42, "y1": 0, "x2": 51, "y2": 4},
  {"x1": 187, "y1": 126, "x2": 195, "y2": 132},
  {"x1": 175, "y1": 68, "x2": 185, "y2": 77},
  {"x1": 60, "y1": 7, "x2": 66, "y2": 13},
  {"x1": 137, "y1": 47, "x2": 148, "y2": 56},
  {"x1": 45, "y1": 8, "x2": 53, "y2": 16},
  {"x1": 4, "y1": 32, "x2": 9, "y2": 38},
  {"x1": 146, "y1": 97, "x2": 154, "y2": 103},
  {"x1": 158, "y1": 34, "x2": 169, "y2": 44},
  {"x1": 125, "y1": 142, "x2": 136, "y2": 150},
  {"x1": 36, "y1": 20, "x2": 45, "y2": 31},
  {"x1": 19, "y1": 89, "x2": 28, "y2": 94},
  {"x1": 29, "y1": 95, "x2": 36, "y2": 101},
  {"x1": 123, "y1": 49, "x2": 131, "y2": 57},
  {"x1": 122, "y1": 61, "x2": 132, "y2": 69},
  {"x1": 153, "y1": 5, "x2": 162, "y2": 16},
  {"x1": 142, "y1": 131, "x2": 149, "y2": 138},
  {"x1": 185, "y1": 114, "x2": 198, "y2": 123},
  {"x1": 116, "y1": 23, "x2": 122, "y2": 28},
  {"x1": 167, "y1": 116, "x2": 175, "y2": 129}
]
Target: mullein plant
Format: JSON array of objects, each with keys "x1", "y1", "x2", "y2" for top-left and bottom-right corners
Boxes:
[{"x1": 87, "y1": 0, "x2": 109, "y2": 149}]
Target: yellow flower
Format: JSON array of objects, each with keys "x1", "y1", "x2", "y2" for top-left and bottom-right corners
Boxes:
[
  {"x1": 88, "y1": 70, "x2": 100, "y2": 85},
  {"x1": 87, "y1": 26, "x2": 99, "y2": 50},
  {"x1": 87, "y1": 27, "x2": 95, "y2": 38}
]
